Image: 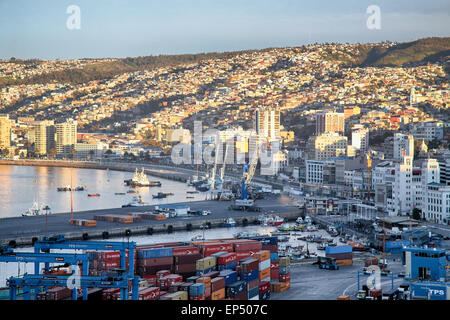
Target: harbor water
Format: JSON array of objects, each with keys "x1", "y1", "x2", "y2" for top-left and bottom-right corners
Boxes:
[{"x1": 0, "y1": 165, "x2": 206, "y2": 219}]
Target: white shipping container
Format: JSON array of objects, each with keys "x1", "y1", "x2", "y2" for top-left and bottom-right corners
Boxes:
[
  {"x1": 249, "y1": 296, "x2": 259, "y2": 300},
  {"x1": 259, "y1": 259, "x2": 270, "y2": 271}
]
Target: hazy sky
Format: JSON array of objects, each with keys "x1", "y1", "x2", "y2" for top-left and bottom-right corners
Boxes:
[{"x1": 0, "y1": 0, "x2": 449, "y2": 60}]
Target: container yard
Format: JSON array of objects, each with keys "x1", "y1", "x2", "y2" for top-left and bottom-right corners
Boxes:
[{"x1": 0, "y1": 234, "x2": 293, "y2": 301}]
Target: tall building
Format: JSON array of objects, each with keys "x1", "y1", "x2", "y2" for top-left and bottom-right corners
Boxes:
[
  {"x1": 0, "y1": 114, "x2": 11, "y2": 149},
  {"x1": 386, "y1": 153, "x2": 414, "y2": 216},
  {"x1": 393, "y1": 133, "x2": 414, "y2": 160},
  {"x1": 255, "y1": 107, "x2": 280, "y2": 142},
  {"x1": 420, "y1": 158, "x2": 441, "y2": 217},
  {"x1": 435, "y1": 151, "x2": 450, "y2": 186},
  {"x1": 307, "y1": 133, "x2": 348, "y2": 160},
  {"x1": 33, "y1": 120, "x2": 55, "y2": 155},
  {"x1": 315, "y1": 112, "x2": 344, "y2": 135},
  {"x1": 423, "y1": 183, "x2": 450, "y2": 224},
  {"x1": 351, "y1": 128, "x2": 369, "y2": 155},
  {"x1": 56, "y1": 119, "x2": 77, "y2": 157}
]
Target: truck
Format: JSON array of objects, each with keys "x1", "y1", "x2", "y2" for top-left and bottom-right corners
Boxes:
[{"x1": 315, "y1": 256, "x2": 339, "y2": 270}]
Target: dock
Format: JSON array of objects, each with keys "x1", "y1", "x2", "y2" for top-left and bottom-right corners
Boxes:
[{"x1": 0, "y1": 199, "x2": 301, "y2": 247}]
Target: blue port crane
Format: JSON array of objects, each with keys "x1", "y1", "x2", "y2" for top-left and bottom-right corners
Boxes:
[
  {"x1": 0, "y1": 250, "x2": 90, "y2": 300},
  {"x1": 7, "y1": 272, "x2": 139, "y2": 300},
  {"x1": 1, "y1": 235, "x2": 140, "y2": 300}
]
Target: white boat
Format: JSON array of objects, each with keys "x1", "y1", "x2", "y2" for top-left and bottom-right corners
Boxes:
[
  {"x1": 122, "y1": 194, "x2": 149, "y2": 207},
  {"x1": 258, "y1": 215, "x2": 284, "y2": 226},
  {"x1": 278, "y1": 223, "x2": 295, "y2": 232},
  {"x1": 296, "y1": 217, "x2": 304, "y2": 224},
  {"x1": 222, "y1": 217, "x2": 237, "y2": 227},
  {"x1": 22, "y1": 202, "x2": 51, "y2": 217},
  {"x1": 125, "y1": 168, "x2": 161, "y2": 187}
]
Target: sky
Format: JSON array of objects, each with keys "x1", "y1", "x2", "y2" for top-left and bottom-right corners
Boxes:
[{"x1": 0, "y1": 0, "x2": 449, "y2": 60}]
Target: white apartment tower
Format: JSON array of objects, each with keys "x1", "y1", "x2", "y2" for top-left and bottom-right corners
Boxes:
[
  {"x1": 56, "y1": 119, "x2": 77, "y2": 157},
  {"x1": 393, "y1": 133, "x2": 414, "y2": 160},
  {"x1": 255, "y1": 107, "x2": 281, "y2": 143}
]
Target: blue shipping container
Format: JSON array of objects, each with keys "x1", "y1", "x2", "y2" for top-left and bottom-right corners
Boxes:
[
  {"x1": 196, "y1": 267, "x2": 215, "y2": 276},
  {"x1": 217, "y1": 262, "x2": 237, "y2": 271},
  {"x1": 219, "y1": 270, "x2": 238, "y2": 286},
  {"x1": 240, "y1": 269, "x2": 259, "y2": 282},
  {"x1": 325, "y1": 245, "x2": 352, "y2": 255},
  {"x1": 211, "y1": 251, "x2": 229, "y2": 259},
  {"x1": 412, "y1": 282, "x2": 449, "y2": 300},
  {"x1": 270, "y1": 253, "x2": 279, "y2": 262},
  {"x1": 137, "y1": 247, "x2": 173, "y2": 259},
  {"x1": 247, "y1": 287, "x2": 259, "y2": 299},
  {"x1": 189, "y1": 283, "x2": 205, "y2": 296}
]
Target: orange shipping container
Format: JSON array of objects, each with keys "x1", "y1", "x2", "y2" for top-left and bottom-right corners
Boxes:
[
  {"x1": 337, "y1": 295, "x2": 350, "y2": 300},
  {"x1": 336, "y1": 259, "x2": 353, "y2": 267},
  {"x1": 211, "y1": 288, "x2": 225, "y2": 300},
  {"x1": 255, "y1": 250, "x2": 270, "y2": 262},
  {"x1": 196, "y1": 277, "x2": 211, "y2": 287},
  {"x1": 259, "y1": 268, "x2": 270, "y2": 281}
]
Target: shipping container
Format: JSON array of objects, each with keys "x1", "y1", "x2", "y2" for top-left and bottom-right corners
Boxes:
[
  {"x1": 189, "y1": 283, "x2": 206, "y2": 297},
  {"x1": 217, "y1": 262, "x2": 237, "y2": 271},
  {"x1": 259, "y1": 290, "x2": 271, "y2": 300},
  {"x1": 179, "y1": 282, "x2": 193, "y2": 292},
  {"x1": 241, "y1": 258, "x2": 259, "y2": 273},
  {"x1": 325, "y1": 245, "x2": 352, "y2": 255},
  {"x1": 279, "y1": 273, "x2": 290, "y2": 283},
  {"x1": 211, "y1": 288, "x2": 225, "y2": 300},
  {"x1": 137, "y1": 247, "x2": 173, "y2": 259},
  {"x1": 226, "y1": 281, "x2": 247, "y2": 298},
  {"x1": 259, "y1": 259, "x2": 271, "y2": 271},
  {"x1": 279, "y1": 266, "x2": 290, "y2": 275},
  {"x1": 271, "y1": 261, "x2": 279, "y2": 269},
  {"x1": 174, "y1": 253, "x2": 202, "y2": 264},
  {"x1": 196, "y1": 276, "x2": 212, "y2": 287},
  {"x1": 217, "y1": 252, "x2": 237, "y2": 265},
  {"x1": 326, "y1": 253, "x2": 353, "y2": 260},
  {"x1": 335, "y1": 259, "x2": 353, "y2": 267},
  {"x1": 196, "y1": 256, "x2": 216, "y2": 270},
  {"x1": 247, "y1": 287, "x2": 259, "y2": 299},
  {"x1": 255, "y1": 250, "x2": 271, "y2": 262},
  {"x1": 186, "y1": 276, "x2": 200, "y2": 283},
  {"x1": 138, "y1": 256, "x2": 173, "y2": 267},
  {"x1": 233, "y1": 241, "x2": 263, "y2": 252},
  {"x1": 219, "y1": 270, "x2": 238, "y2": 286},
  {"x1": 173, "y1": 264, "x2": 196, "y2": 273},
  {"x1": 279, "y1": 257, "x2": 290, "y2": 267},
  {"x1": 211, "y1": 277, "x2": 226, "y2": 292},
  {"x1": 164, "y1": 291, "x2": 188, "y2": 300},
  {"x1": 247, "y1": 279, "x2": 259, "y2": 291},
  {"x1": 172, "y1": 246, "x2": 201, "y2": 256},
  {"x1": 232, "y1": 291, "x2": 248, "y2": 300},
  {"x1": 138, "y1": 287, "x2": 160, "y2": 300},
  {"x1": 203, "y1": 271, "x2": 220, "y2": 279},
  {"x1": 270, "y1": 252, "x2": 279, "y2": 262},
  {"x1": 270, "y1": 268, "x2": 279, "y2": 280},
  {"x1": 262, "y1": 244, "x2": 278, "y2": 253},
  {"x1": 240, "y1": 269, "x2": 259, "y2": 282},
  {"x1": 259, "y1": 268, "x2": 271, "y2": 281},
  {"x1": 249, "y1": 236, "x2": 278, "y2": 246},
  {"x1": 259, "y1": 281, "x2": 270, "y2": 293}
]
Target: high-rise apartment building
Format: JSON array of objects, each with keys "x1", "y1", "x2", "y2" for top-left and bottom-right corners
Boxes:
[
  {"x1": 56, "y1": 119, "x2": 77, "y2": 157},
  {"x1": 33, "y1": 120, "x2": 55, "y2": 155},
  {"x1": 0, "y1": 114, "x2": 11, "y2": 149},
  {"x1": 315, "y1": 112, "x2": 344, "y2": 135},
  {"x1": 393, "y1": 133, "x2": 414, "y2": 160},
  {"x1": 352, "y1": 128, "x2": 369, "y2": 155},
  {"x1": 255, "y1": 107, "x2": 280, "y2": 142},
  {"x1": 307, "y1": 133, "x2": 348, "y2": 160}
]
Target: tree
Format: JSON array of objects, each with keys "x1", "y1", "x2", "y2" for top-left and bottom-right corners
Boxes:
[{"x1": 412, "y1": 208, "x2": 422, "y2": 221}]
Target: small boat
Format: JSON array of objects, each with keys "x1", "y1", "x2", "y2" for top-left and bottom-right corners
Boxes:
[
  {"x1": 191, "y1": 235, "x2": 205, "y2": 241},
  {"x1": 186, "y1": 196, "x2": 195, "y2": 199},
  {"x1": 124, "y1": 168, "x2": 161, "y2": 187},
  {"x1": 57, "y1": 186, "x2": 86, "y2": 192},
  {"x1": 187, "y1": 191, "x2": 199, "y2": 194},
  {"x1": 278, "y1": 223, "x2": 295, "y2": 232},
  {"x1": 317, "y1": 243, "x2": 327, "y2": 251},
  {"x1": 22, "y1": 202, "x2": 51, "y2": 217},
  {"x1": 88, "y1": 193, "x2": 100, "y2": 197},
  {"x1": 115, "y1": 192, "x2": 126, "y2": 195},
  {"x1": 222, "y1": 217, "x2": 237, "y2": 227},
  {"x1": 153, "y1": 192, "x2": 167, "y2": 199},
  {"x1": 122, "y1": 194, "x2": 148, "y2": 207}
]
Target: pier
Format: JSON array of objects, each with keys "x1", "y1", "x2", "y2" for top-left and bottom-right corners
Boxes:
[{"x1": 0, "y1": 199, "x2": 301, "y2": 247}]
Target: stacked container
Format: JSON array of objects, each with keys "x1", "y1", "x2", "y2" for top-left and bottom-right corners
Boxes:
[
  {"x1": 256, "y1": 250, "x2": 271, "y2": 283},
  {"x1": 196, "y1": 276, "x2": 212, "y2": 299},
  {"x1": 195, "y1": 256, "x2": 216, "y2": 275},
  {"x1": 138, "y1": 287, "x2": 160, "y2": 300},
  {"x1": 173, "y1": 252, "x2": 202, "y2": 277},
  {"x1": 159, "y1": 274, "x2": 183, "y2": 291},
  {"x1": 216, "y1": 252, "x2": 237, "y2": 271},
  {"x1": 226, "y1": 280, "x2": 247, "y2": 300},
  {"x1": 137, "y1": 248, "x2": 173, "y2": 276},
  {"x1": 210, "y1": 277, "x2": 226, "y2": 300},
  {"x1": 258, "y1": 281, "x2": 271, "y2": 300},
  {"x1": 325, "y1": 245, "x2": 353, "y2": 266},
  {"x1": 189, "y1": 283, "x2": 206, "y2": 300},
  {"x1": 219, "y1": 269, "x2": 238, "y2": 286}
]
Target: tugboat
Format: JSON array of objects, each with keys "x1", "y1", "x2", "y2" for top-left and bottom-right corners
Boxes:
[
  {"x1": 222, "y1": 217, "x2": 237, "y2": 227},
  {"x1": 88, "y1": 193, "x2": 100, "y2": 197},
  {"x1": 22, "y1": 203, "x2": 51, "y2": 217},
  {"x1": 124, "y1": 168, "x2": 161, "y2": 187}
]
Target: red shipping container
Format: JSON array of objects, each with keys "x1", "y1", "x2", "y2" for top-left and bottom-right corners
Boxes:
[
  {"x1": 173, "y1": 264, "x2": 196, "y2": 273},
  {"x1": 241, "y1": 258, "x2": 259, "y2": 273},
  {"x1": 141, "y1": 275, "x2": 157, "y2": 286},
  {"x1": 236, "y1": 251, "x2": 252, "y2": 261},
  {"x1": 279, "y1": 273, "x2": 290, "y2": 283},
  {"x1": 262, "y1": 244, "x2": 278, "y2": 253},
  {"x1": 189, "y1": 294, "x2": 205, "y2": 300},
  {"x1": 102, "y1": 288, "x2": 121, "y2": 300},
  {"x1": 233, "y1": 292, "x2": 247, "y2": 300},
  {"x1": 172, "y1": 246, "x2": 201, "y2": 256},
  {"x1": 233, "y1": 241, "x2": 262, "y2": 252},
  {"x1": 138, "y1": 257, "x2": 173, "y2": 267},
  {"x1": 198, "y1": 243, "x2": 233, "y2": 256},
  {"x1": 161, "y1": 274, "x2": 183, "y2": 289},
  {"x1": 174, "y1": 253, "x2": 202, "y2": 265},
  {"x1": 270, "y1": 268, "x2": 279, "y2": 280},
  {"x1": 139, "y1": 287, "x2": 160, "y2": 300},
  {"x1": 159, "y1": 291, "x2": 168, "y2": 299},
  {"x1": 271, "y1": 261, "x2": 279, "y2": 269},
  {"x1": 156, "y1": 270, "x2": 171, "y2": 279},
  {"x1": 259, "y1": 281, "x2": 270, "y2": 293},
  {"x1": 211, "y1": 277, "x2": 225, "y2": 292},
  {"x1": 217, "y1": 253, "x2": 237, "y2": 265}
]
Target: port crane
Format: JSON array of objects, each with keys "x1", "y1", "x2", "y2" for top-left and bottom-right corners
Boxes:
[
  {"x1": 229, "y1": 141, "x2": 261, "y2": 211},
  {"x1": 1, "y1": 235, "x2": 140, "y2": 300}
]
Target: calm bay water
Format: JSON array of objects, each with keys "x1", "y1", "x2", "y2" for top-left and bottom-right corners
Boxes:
[{"x1": 0, "y1": 165, "x2": 207, "y2": 218}]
